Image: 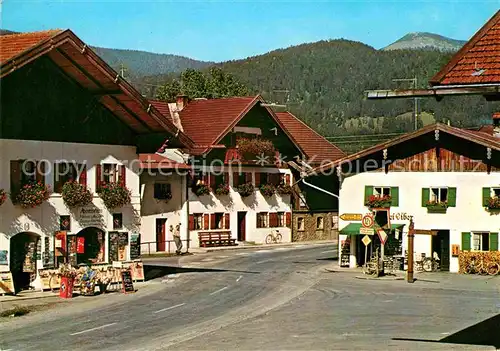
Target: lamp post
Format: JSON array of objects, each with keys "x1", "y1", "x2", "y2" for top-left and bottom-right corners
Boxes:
[{"x1": 407, "y1": 218, "x2": 415, "y2": 283}]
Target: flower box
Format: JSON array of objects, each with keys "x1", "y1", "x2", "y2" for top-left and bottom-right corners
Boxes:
[
  {"x1": 237, "y1": 182, "x2": 255, "y2": 197},
  {"x1": 215, "y1": 184, "x2": 230, "y2": 196},
  {"x1": 236, "y1": 137, "x2": 275, "y2": 161},
  {"x1": 11, "y1": 181, "x2": 51, "y2": 208},
  {"x1": 62, "y1": 181, "x2": 93, "y2": 208},
  {"x1": 365, "y1": 195, "x2": 392, "y2": 209},
  {"x1": 194, "y1": 183, "x2": 211, "y2": 196},
  {"x1": 277, "y1": 183, "x2": 293, "y2": 195},
  {"x1": 426, "y1": 201, "x2": 448, "y2": 213},
  {"x1": 97, "y1": 182, "x2": 131, "y2": 209},
  {"x1": 0, "y1": 189, "x2": 6, "y2": 206},
  {"x1": 487, "y1": 197, "x2": 500, "y2": 210},
  {"x1": 260, "y1": 184, "x2": 276, "y2": 197}
]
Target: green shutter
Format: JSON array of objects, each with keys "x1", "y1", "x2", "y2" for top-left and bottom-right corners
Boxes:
[
  {"x1": 461, "y1": 232, "x2": 471, "y2": 252},
  {"x1": 390, "y1": 187, "x2": 399, "y2": 207},
  {"x1": 364, "y1": 186, "x2": 373, "y2": 203},
  {"x1": 490, "y1": 233, "x2": 498, "y2": 251},
  {"x1": 447, "y1": 187, "x2": 457, "y2": 207},
  {"x1": 421, "y1": 188, "x2": 430, "y2": 207},
  {"x1": 482, "y1": 187, "x2": 491, "y2": 207}
]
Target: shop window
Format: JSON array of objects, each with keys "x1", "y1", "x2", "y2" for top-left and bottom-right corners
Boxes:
[
  {"x1": 374, "y1": 187, "x2": 391, "y2": 197},
  {"x1": 316, "y1": 217, "x2": 324, "y2": 230},
  {"x1": 257, "y1": 212, "x2": 268, "y2": 228},
  {"x1": 277, "y1": 212, "x2": 285, "y2": 227},
  {"x1": 472, "y1": 233, "x2": 489, "y2": 251},
  {"x1": 113, "y1": 213, "x2": 123, "y2": 230},
  {"x1": 60, "y1": 215, "x2": 71, "y2": 231},
  {"x1": 297, "y1": 217, "x2": 305, "y2": 231},
  {"x1": 154, "y1": 183, "x2": 172, "y2": 200},
  {"x1": 430, "y1": 187, "x2": 448, "y2": 203},
  {"x1": 193, "y1": 214, "x2": 203, "y2": 230},
  {"x1": 215, "y1": 213, "x2": 224, "y2": 229}
]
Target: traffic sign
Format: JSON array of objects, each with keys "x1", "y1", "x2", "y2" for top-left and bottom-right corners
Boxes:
[
  {"x1": 361, "y1": 214, "x2": 374, "y2": 228},
  {"x1": 377, "y1": 228, "x2": 388, "y2": 245},
  {"x1": 340, "y1": 213, "x2": 362, "y2": 221},
  {"x1": 359, "y1": 227, "x2": 374, "y2": 235},
  {"x1": 362, "y1": 235, "x2": 372, "y2": 246}
]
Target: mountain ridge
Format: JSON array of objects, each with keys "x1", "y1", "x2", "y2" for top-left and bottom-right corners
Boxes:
[{"x1": 383, "y1": 32, "x2": 466, "y2": 52}]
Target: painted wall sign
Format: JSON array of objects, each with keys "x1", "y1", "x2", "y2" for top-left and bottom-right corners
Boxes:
[
  {"x1": 77, "y1": 206, "x2": 105, "y2": 228},
  {"x1": 389, "y1": 212, "x2": 414, "y2": 221},
  {"x1": 340, "y1": 213, "x2": 362, "y2": 221}
]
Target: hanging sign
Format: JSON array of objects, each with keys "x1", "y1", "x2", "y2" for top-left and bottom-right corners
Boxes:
[{"x1": 77, "y1": 237, "x2": 85, "y2": 254}]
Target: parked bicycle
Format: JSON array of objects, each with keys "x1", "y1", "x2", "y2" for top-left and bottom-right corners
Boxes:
[
  {"x1": 265, "y1": 230, "x2": 282, "y2": 244},
  {"x1": 465, "y1": 256, "x2": 500, "y2": 275},
  {"x1": 363, "y1": 248, "x2": 380, "y2": 276}
]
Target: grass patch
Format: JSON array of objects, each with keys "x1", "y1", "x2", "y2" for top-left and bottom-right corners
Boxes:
[{"x1": 0, "y1": 306, "x2": 31, "y2": 318}]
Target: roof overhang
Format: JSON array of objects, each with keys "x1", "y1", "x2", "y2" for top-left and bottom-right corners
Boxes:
[{"x1": 0, "y1": 29, "x2": 195, "y2": 149}]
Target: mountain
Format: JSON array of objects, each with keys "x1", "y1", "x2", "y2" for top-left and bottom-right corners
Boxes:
[
  {"x1": 383, "y1": 32, "x2": 466, "y2": 52},
  {"x1": 0, "y1": 29, "x2": 19, "y2": 35}
]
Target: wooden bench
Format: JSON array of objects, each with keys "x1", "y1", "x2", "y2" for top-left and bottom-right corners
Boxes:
[{"x1": 198, "y1": 231, "x2": 237, "y2": 247}]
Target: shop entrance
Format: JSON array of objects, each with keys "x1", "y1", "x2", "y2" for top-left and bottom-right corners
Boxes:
[
  {"x1": 432, "y1": 230, "x2": 450, "y2": 271},
  {"x1": 75, "y1": 227, "x2": 105, "y2": 265},
  {"x1": 10, "y1": 232, "x2": 40, "y2": 293}
]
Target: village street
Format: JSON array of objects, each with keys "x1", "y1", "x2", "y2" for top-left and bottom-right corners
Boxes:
[{"x1": 0, "y1": 244, "x2": 499, "y2": 350}]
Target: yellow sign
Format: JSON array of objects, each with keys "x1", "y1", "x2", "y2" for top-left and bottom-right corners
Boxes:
[
  {"x1": 360, "y1": 227, "x2": 374, "y2": 235},
  {"x1": 362, "y1": 235, "x2": 372, "y2": 246},
  {"x1": 340, "y1": 213, "x2": 362, "y2": 221},
  {"x1": 0, "y1": 271, "x2": 15, "y2": 294}
]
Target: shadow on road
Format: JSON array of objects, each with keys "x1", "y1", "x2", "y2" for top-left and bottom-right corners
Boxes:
[
  {"x1": 144, "y1": 264, "x2": 260, "y2": 280},
  {"x1": 316, "y1": 257, "x2": 338, "y2": 261},
  {"x1": 393, "y1": 313, "x2": 500, "y2": 349}
]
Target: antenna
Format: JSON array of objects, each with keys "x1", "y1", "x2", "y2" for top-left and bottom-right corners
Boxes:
[{"x1": 119, "y1": 63, "x2": 128, "y2": 79}]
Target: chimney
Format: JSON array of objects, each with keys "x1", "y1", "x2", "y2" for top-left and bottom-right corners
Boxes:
[
  {"x1": 494, "y1": 113, "x2": 500, "y2": 138},
  {"x1": 176, "y1": 94, "x2": 189, "y2": 111}
]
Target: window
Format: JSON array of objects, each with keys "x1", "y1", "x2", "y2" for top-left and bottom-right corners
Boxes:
[
  {"x1": 374, "y1": 187, "x2": 391, "y2": 197},
  {"x1": 193, "y1": 214, "x2": 203, "y2": 230},
  {"x1": 215, "y1": 213, "x2": 224, "y2": 229},
  {"x1": 472, "y1": 233, "x2": 490, "y2": 251},
  {"x1": 54, "y1": 162, "x2": 82, "y2": 193},
  {"x1": 316, "y1": 217, "x2": 324, "y2": 230},
  {"x1": 493, "y1": 188, "x2": 500, "y2": 198},
  {"x1": 297, "y1": 217, "x2": 305, "y2": 231},
  {"x1": 113, "y1": 213, "x2": 123, "y2": 230},
  {"x1": 257, "y1": 212, "x2": 268, "y2": 228},
  {"x1": 154, "y1": 183, "x2": 172, "y2": 200},
  {"x1": 22, "y1": 160, "x2": 37, "y2": 184},
  {"x1": 277, "y1": 212, "x2": 285, "y2": 227},
  {"x1": 430, "y1": 187, "x2": 448, "y2": 203},
  {"x1": 10, "y1": 160, "x2": 45, "y2": 195},
  {"x1": 103, "y1": 163, "x2": 118, "y2": 184}
]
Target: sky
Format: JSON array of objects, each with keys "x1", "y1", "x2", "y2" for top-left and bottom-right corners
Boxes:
[{"x1": 2, "y1": 0, "x2": 499, "y2": 62}]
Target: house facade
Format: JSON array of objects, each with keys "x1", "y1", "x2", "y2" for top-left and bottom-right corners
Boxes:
[{"x1": 0, "y1": 30, "x2": 191, "y2": 291}]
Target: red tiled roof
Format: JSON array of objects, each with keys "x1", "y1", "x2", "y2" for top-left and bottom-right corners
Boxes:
[
  {"x1": 150, "y1": 100, "x2": 173, "y2": 121},
  {"x1": 0, "y1": 30, "x2": 61, "y2": 63},
  {"x1": 138, "y1": 153, "x2": 190, "y2": 169},
  {"x1": 275, "y1": 111, "x2": 345, "y2": 163},
  {"x1": 430, "y1": 10, "x2": 500, "y2": 86}
]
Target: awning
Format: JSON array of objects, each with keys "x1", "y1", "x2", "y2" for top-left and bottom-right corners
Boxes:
[{"x1": 339, "y1": 223, "x2": 405, "y2": 235}]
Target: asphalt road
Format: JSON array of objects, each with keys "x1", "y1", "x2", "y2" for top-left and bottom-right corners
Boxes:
[{"x1": 1, "y1": 243, "x2": 499, "y2": 351}]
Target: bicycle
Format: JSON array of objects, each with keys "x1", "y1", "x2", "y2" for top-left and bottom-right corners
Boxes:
[
  {"x1": 363, "y1": 248, "x2": 380, "y2": 276},
  {"x1": 265, "y1": 230, "x2": 282, "y2": 244}
]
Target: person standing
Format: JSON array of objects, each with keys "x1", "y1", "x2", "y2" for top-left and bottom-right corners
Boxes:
[{"x1": 173, "y1": 223, "x2": 183, "y2": 255}]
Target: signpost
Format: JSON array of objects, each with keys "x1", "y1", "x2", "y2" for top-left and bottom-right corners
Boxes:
[
  {"x1": 407, "y1": 219, "x2": 415, "y2": 283},
  {"x1": 340, "y1": 213, "x2": 362, "y2": 221},
  {"x1": 362, "y1": 235, "x2": 372, "y2": 267}
]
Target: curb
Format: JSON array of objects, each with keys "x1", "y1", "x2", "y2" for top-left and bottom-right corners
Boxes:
[
  {"x1": 201, "y1": 240, "x2": 338, "y2": 253},
  {"x1": 0, "y1": 293, "x2": 59, "y2": 303},
  {"x1": 355, "y1": 275, "x2": 405, "y2": 281}
]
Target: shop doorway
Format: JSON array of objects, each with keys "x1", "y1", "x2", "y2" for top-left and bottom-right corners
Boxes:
[
  {"x1": 156, "y1": 218, "x2": 167, "y2": 252},
  {"x1": 237, "y1": 212, "x2": 246, "y2": 242},
  {"x1": 75, "y1": 227, "x2": 105, "y2": 265},
  {"x1": 432, "y1": 230, "x2": 450, "y2": 271},
  {"x1": 10, "y1": 232, "x2": 40, "y2": 293}
]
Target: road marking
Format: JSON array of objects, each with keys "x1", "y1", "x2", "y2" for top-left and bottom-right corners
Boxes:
[
  {"x1": 440, "y1": 332, "x2": 451, "y2": 335},
  {"x1": 236, "y1": 252, "x2": 249, "y2": 256},
  {"x1": 255, "y1": 250, "x2": 269, "y2": 253},
  {"x1": 256, "y1": 259, "x2": 271, "y2": 264},
  {"x1": 236, "y1": 275, "x2": 242, "y2": 282},
  {"x1": 154, "y1": 303, "x2": 186, "y2": 314},
  {"x1": 210, "y1": 286, "x2": 228, "y2": 295},
  {"x1": 294, "y1": 245, "x2": 305, "y2": 248},
  {"x1": 321, "y1": 250, "x2": 336, "y2": 253},
  {"x1": 70, "y1": 323, "x2": 117, "y2": 336},
  {"x1": 275, "y1": 247, "x2": 289, "y2": 251}
]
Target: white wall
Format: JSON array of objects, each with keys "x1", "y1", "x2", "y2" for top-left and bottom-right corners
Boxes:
[
  {"x1": 0, "y1": 139, "x2": 141, "y2": 271},
  {"x1": 188, "y1": 166, "x2": 292, "y2": 247},
  {"x1": 338, "y1": 171, "x2": 500, "y2": 272}
]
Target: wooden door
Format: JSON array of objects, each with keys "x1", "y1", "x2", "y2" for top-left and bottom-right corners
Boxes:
[
  {"x1": 156, "y1": 219, "x2": 167, "y2": 251},
  {"x1": 433, "y1": 230, "x2": 450, "y2": 271},
  {"x1": 237, "y1": 212, "x2": 246, "y2": 242}
]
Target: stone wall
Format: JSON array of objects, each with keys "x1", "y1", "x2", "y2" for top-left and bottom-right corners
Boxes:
[{"x1": 292, "y1": 211, "x2": 339, "y2": 242}]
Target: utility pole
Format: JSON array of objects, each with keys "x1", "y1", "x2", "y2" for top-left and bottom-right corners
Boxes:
[
  {"x1": 407, "y1": 218, "x2": 415, "y2": 283},
  {"x1": 119, "y1": 63, "x2": 128, "y2": 79},
  {"x1": 392, "y1": 77, "x2": 418, "y2": 131}
]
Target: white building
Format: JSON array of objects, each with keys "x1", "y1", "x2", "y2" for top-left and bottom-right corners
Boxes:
[
  {"x1": 0, "y1": 29, "x2": 192, "y2": 292},
  {"x1": 313, "y1": 123, "x2": 500, "y2": 273}
]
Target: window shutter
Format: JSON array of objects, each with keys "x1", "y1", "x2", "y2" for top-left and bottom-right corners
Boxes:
[
  {"x1": 232, "y1": 172, "x2": 239, "y2": 187},
  {"x1": 286, "y1": 212, "x2": 291, "y2": 227},
  {"x1": 245, "y1": 172, "x2": 252, "y2": 184},
  {"x1": 447, "y1": 187, "x2": 457, "y2": 207},
  {"x1": 390, "y1": 187, "x2": 399, "y2": 207},
  {"x1": 95, "y1": 164, "x2": 102, "y2": 191},
  {"x1": 10, "y1": 160, "x2": 21, "y2": 195},
  {"x1": 79, "y1": 165, "x2": 87, "y2": 187},
  {"x1": 285, "y1": 174, "x2": 291, "y2": 186},
  {"x1": 364, "y1": 186, "x2": 373, "y2": 203},
  {"x1": 209, "y1": 174, "x2": 216, "y2": 189},
  {"x1": 255, "y1": 172, "x2": 261, "y2": 186},
  {"x1": 224, "y1": 173, "x2": 229, "y2": 185},
  {"x1": 188, "y1": 215, "x2": 194, "y2": 230},
  {"x1": 36, "y1": 161, "x2": 45, "y2": 185},
  {"x1": 421, "y1": 188, "x2": 430, "y2": 207},
  {"x1": 210, "y1": 214, "x2": 216, "y2": 229},
  {"x1": 203, "y1": 214, "x2": 209, "y2": 230},
  {"x1": 256, "y1": 214, "x2": 260, "y2": 229},
  {"x1": 54, "y1": 164, "x2": 63, "y2": 194},
  {"x1": 224, "y1": 213, "x2": 230, "y2": 229},
  {"x1": 482, "y1": 187, "x2": 491, "y2": 207},
  {"x1": 461, "y1": 232, "x2": 471, "y2": 252},
  {"x1": 490, "y1": 233, "x2": 498, "y2": 251},
  {"x1": 118, "y1": 165, "x2": 126, "y2": 186}
]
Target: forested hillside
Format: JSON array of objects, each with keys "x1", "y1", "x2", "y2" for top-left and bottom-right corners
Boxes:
[{"x1": 138, "y1": 39, "x2": 499, "y2": 137}]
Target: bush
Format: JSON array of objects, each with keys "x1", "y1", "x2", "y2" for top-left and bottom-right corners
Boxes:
[
  {"x1": 215, "y1": 184, "x2": 230, "y2": 196},
  {"x1": 237, "y1": 182, "x2": 255, "y2": 197},
  {"x1": 11, "y1": 181, "x2": 51, "y2": 208},
  {"x1": 487, "y1": 197, "x2": 500, "y2": 210},
  {"x1": 260, "y1": 184, "x2": 276, "y2": 197},
  {"x1": 62, "y1": 181, "x2": 93, "y2": 207},
  {"x1": 0, "y1": 189, "x2": 6, "y2": 206},
  {"x1": 97, "y1": 182, "x2": 131, "y2": 209}
]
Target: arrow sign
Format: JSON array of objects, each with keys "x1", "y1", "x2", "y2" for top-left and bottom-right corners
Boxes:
[
  {"x1": 377, "y1": 228, "x2": 388, "y2": 245},
  {"x1": 340, "y1": 213, "x2": 362, "y2": 221}
]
